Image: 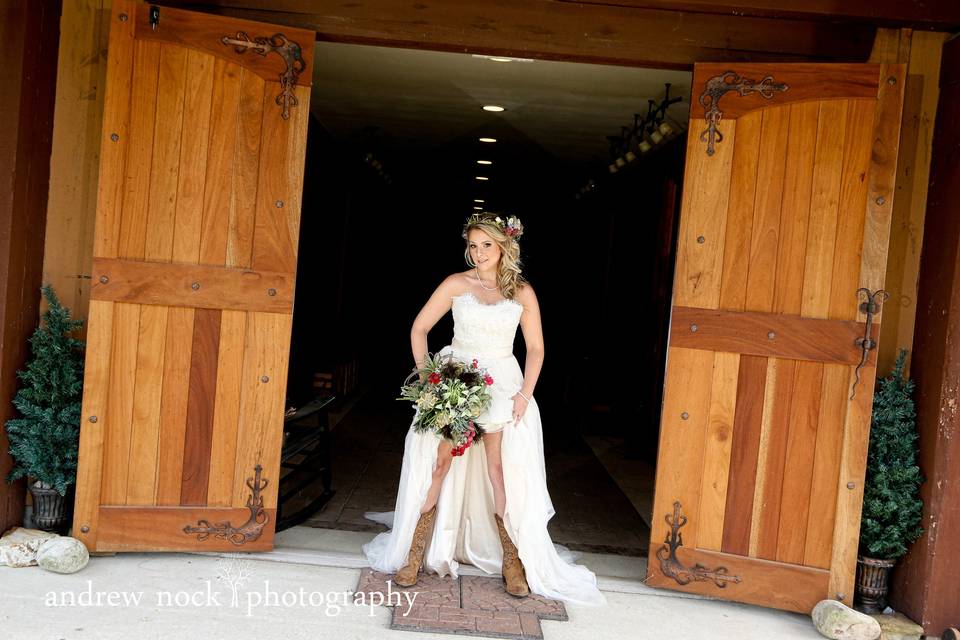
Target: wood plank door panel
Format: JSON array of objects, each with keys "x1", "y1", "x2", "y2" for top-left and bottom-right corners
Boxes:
[
  {"x1": 72, "y1": 1, "x2": 313, "y2": 552},
  {"x1": 647, "y1": 63, "x2": 905, "y2": 612}
]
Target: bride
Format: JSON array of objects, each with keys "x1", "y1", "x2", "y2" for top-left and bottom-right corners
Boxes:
[{"x1": 362, "y1": 212, "x2": 606, "y2": 606}]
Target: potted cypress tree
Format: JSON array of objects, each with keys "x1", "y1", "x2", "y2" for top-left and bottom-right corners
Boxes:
[
  {"x1": 855, "y1": 348, "x2": 924, "y2": 613},
  {"x1": 4, "y1": 284, "x2": 85, "y2": 533}
]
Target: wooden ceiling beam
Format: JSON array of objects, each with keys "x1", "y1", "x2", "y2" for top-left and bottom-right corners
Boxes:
[
  {"x1": 157, "y1": 0, "x2": 876, "y2": 69},
  {"x1": 565, "y1": 0, "x2": 960, "y2": 31}
]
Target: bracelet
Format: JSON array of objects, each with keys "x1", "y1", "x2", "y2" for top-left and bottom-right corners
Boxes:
[{"x1": 518, "y1": 390, "x2": 530, "y2": 402}]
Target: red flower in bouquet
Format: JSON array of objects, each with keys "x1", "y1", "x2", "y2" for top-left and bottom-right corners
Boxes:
[
  {"x1": 428, "y1": 372, "x2": 441, "y2": 384},
  {"x1": 483, "y1": 374, "x2": 494, "y2": 385},
  {"x1": 471, "y1": 358, "x2": 478, "y2": 369}
]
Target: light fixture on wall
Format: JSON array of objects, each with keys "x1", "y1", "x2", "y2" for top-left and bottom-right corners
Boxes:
[
  {"x1": 479, "y1": 137, "x2": 497, "y2": 143},
  {"x1": 482, "y1": 105, "x2": 505, "y2": 112},
  {"x1": 595, "y1": 84, "x2": 685, "y2": 190}
]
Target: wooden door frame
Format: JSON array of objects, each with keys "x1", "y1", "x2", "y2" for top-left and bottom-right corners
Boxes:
[
  {"x1": 889, "y1": 33, "x2": 960, "y2": 636},
  {"x1": 14, "y1": 0, "x2": 954, "y2": 622},
  {"x1": 0, "y1": 0, "x2": 63, "y2": 534}
]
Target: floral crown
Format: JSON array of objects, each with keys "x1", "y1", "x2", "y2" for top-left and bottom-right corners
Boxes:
[{"x1": 461, "y1": 213, "x2": 524, "y2": 240}]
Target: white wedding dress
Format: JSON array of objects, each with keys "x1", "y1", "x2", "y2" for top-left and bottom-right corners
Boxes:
[{"x1": 362, "y1": 291, "x2": 606, "y2": 606}]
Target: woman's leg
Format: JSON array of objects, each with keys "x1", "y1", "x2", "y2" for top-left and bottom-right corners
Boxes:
[
  {"x1": 484, "y1": 430, "x2": 506, "y2": 518},
  {"x1": 420, "y1": 438, "x2": 454, "y2": 513}
]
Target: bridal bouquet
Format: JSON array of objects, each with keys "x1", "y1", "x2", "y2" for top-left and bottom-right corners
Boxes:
[{"x1": 397, "y1": 351, "x2": 492, "y2": 456}]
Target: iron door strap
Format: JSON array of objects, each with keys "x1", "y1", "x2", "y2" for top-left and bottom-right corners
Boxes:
[
  {"x1": 699, "y1": 71, "x2": 788, "y2": 156},
  {"x1": 183, "y1": 464, "x2": 270, "y2": 545},
  {"x1": 221, "y1": 32, "x2": 306, "y2": 120},
  {"x1": 850, "y1": 288, "x2": 888, "y2": 400},
  {"x1": 656, "y1": 501, "x2": 742, "y2": 587}
]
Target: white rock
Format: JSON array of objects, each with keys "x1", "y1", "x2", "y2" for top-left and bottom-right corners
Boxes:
[
  {"x1": 812, "y1": 599, "x2": 882, "y2": 640},
  {"x1": 35, "y1": 536, "x2": 89, "y2": 574},
  {"x1": 0, "y1": 526, "x2": 59, "y2": 567}
]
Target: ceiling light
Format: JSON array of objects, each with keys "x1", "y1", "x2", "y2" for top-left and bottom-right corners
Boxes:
[
  {"x1": 477, "y1": 160, "x2": 492, "y2": 165},
  {"x1": 482, "y1": 105, "x2": 505, "y2": 112},
  {"x1": 474, "y1": 206, "x2": 483, "y2": 210},
  {"x1": 479, "y1": 137, "x2": 497, "y2": 143},
  {"x1": 474, "y1": 199, "x2": 485, "y2": 203},
  {"x1": 476, "y1": 176, "x2": 489, "y2": 180}
]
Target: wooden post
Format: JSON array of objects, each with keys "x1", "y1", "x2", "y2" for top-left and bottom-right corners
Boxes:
[
  {"x1": 0, "y1": 0, "x2": 64, "y2": 533},
  {"x1": 42, "y1": 0, "x2": 112, "y2": 323},
  {"x1": 889, "y1": 32, "x2": 960, "y2": 635},
  {"x1": 869, "y1": 29, "x2": 950, "y2": 375}
]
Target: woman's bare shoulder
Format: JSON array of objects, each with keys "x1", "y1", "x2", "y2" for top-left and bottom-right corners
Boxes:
[
  {"x1": 442, "y1": 272, "x2": 472, "y2": 295},
  {"x1": 515, "y1": 281, "x2": 538, "y2": 306}
]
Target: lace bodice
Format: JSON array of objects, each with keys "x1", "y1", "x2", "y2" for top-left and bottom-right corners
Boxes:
[{"x1": 449, "y1": 291, "x2": 522, "y2": 358}]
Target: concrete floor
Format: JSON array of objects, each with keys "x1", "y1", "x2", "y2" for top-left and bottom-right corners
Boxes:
[{"x1": 0, "y1": 526, "x2": 827, "y2": 640}]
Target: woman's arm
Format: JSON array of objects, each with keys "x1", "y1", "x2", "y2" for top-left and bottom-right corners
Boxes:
[
  {"x1": 516, "y1": 284, "x2": 544, "y2": 398},
  {"x1": 410, "y1": 274, "x2": 461, "y2": 369}
]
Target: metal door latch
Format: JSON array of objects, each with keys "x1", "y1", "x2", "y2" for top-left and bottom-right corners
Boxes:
[
  {"x1": 850, "y1": 288, "x2": 889, "y2": 400},
  {"x1": 149, "y1": 5, "x2": 159, "y2": 30}
]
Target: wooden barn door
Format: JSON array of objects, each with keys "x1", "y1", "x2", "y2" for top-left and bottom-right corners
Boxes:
[
  {"x1": 72, "y1": 1, "x2": 313, "y2": 552},
  {"x1": 647, "y1": 63, "x2": 905, "y2": 612}
]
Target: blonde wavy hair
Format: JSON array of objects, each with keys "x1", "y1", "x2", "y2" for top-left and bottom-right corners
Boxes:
[{"x1": 462, "y1": 214, "x2": 528, "y2": 300}]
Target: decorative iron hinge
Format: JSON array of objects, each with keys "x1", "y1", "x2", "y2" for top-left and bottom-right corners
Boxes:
[
  {"x1": 699, "y1": 71, "x2": 788, "y2": 156},
  {"x1": 850, "y1": 288, "x2": 889, "y2": 400},
  {"x1": 656, "y1": 501, "x2": 742, "y2": 587},
  {"x1": 221, "y1": 32, "x2": 306, "y2": 120},
  {"x1": 183, "y1": 464, "x2": 269, "y2": 545}
]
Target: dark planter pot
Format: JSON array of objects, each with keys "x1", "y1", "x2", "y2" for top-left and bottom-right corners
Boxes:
[
  {"x1": 855, "y1": 554, "x2": 897, "y2": 613},
  {"x1": 29, "y1": 481, "x2": 74, "y2": 534}
]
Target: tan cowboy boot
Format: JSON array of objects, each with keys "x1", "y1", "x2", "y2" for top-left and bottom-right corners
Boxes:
[
  {"x1": 495, "y1": 513, "x2": 530, "y2": 597},
  {"x1": 394, "y1": 505, "x2": 437, "y2": 587}
]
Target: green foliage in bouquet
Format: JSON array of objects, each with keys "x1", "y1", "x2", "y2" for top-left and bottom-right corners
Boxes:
[
  {"x1": 859, "y1": 348, "x2": 924, "y2": 559},
  {"x1": 4, "y1": 284, "x2": 85, "y2": 496},
  {"x1": 398, "y1": 351, "x2": 492, "y2": 454}
]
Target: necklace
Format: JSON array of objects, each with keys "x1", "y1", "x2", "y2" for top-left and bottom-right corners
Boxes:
[{"x1": 475, "y1": 266, "x2": 497, "y2": 291}]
